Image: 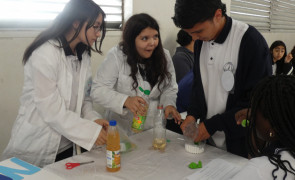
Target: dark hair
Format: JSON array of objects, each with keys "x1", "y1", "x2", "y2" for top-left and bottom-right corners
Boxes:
[
  {"x1": 172, "y1": 0, "x2": 226, "y2": 29},
  {"x1": 247, "y1": 75, "x2": 295, "y2": 179},
  {"x1": 269, "y1": 40, "x2": 287, "y2": 62},
  {"x1": 291, "y1": 45, "x2": 295, "y2": 58},
  {"x1": 290, "y1": 45, "x2": 295, "y2": 70},
  {"x1": 23, "y1": 0, "x2": 106, "y2": 64},
  {"x1": 176, "y1": 29, "x2": 192, "y2": 46},
  {"x1": 119, "y1": 13, "x2": 171, "y2": 91}
]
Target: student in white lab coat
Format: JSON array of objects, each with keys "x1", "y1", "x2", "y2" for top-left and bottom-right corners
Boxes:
[
  {"x1": 2, "y1": 0, "x2": 108, "y2": 167},
  {"x1": 233, "y1": 75, "x2": 295, "y2": 180},
  {"x1": 91, "y1": 13, "x2": 181, "y2": 135}
]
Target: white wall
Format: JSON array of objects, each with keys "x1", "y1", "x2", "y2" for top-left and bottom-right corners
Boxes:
[{"x1": 1, "y1": 0, "x2": 295, "y2": 155}]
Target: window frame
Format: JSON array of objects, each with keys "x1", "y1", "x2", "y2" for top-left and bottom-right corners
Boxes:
[
  {"x1": 230, "y1": 0, "x2": 295, "y2": 32},
  {"x1": 0, "y1": 0, "x2": 124, "y2": 31}
]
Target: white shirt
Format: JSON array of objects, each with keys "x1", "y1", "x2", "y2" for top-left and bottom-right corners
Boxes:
[
  {"x1": 272, "y1": 63, "x2": 277, "y2": 75},
  {"x1": 200, "y1": 20, "x2": 248, "y2": 148},
  {"x1": 58, "y1": 55, "x2": 81, "y2": 154},
  {"x1": 230, "y1": 151, "x2": 295, "y2": 180}
]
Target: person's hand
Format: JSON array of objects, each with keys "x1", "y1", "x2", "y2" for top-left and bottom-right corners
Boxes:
[
  {"x1": 124, "y1": 96, "x2": 147, "y2": 116},
  {"x1": 285, "y1": 53, "x2": 293, "y2": 63},
  {"x1": 164, "y1": 105, "x2": 181, "y2": 124},
  {"x1": 235, "y1": 108, "x2": 250, "y2": 125},
  {"x1": 181, "y1": 117, "x2": 210, "y2": 142},
  {"x1": 94, "y1": 119, "x2": 109, "y2": 129},
  {"x1": 180, "y1": 115, "x2": 196, "y2": 132},
  {"x1": 193, "y1": 122, "x2": 210, "y2": 142},
  {"x1": 94, "y1": 119, "x2": 109, "y2": 145}
]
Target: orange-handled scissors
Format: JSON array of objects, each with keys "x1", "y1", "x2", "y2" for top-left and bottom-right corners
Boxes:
[{"x1": 65, "y1": 161, "x2": 94, "y2": 170}]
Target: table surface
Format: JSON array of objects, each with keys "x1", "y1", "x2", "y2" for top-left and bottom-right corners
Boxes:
[{"x1": 44, "y1": 130, "x2": 248, "y2": 180}]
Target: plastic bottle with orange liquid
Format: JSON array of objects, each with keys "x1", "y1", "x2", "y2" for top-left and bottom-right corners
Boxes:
[
  {"x1": 106, "y1": 120, "x2": 121, "y2": 172},
  {"x1": 131, "y1": 87, "x2": 150, "y2": 133}
]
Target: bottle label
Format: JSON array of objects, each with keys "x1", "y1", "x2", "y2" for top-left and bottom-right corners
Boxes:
[
  {"x1": 106, "y1": 150, "x2": 120, "y2": 169},
  {"x1": 132, "y1": 114, "x2": 146, "y2": 130}
]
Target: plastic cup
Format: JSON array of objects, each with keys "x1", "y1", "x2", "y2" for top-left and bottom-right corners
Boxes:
[{"x1": 183, "y1": 121, "x2": 205, "y2": 154}]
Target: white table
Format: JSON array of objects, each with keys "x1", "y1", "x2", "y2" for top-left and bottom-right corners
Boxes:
[{"x1": 44, "y1": 130, "x2": 248, "y2": 180}]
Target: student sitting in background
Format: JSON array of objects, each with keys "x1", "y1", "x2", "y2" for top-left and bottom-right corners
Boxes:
[
  {"x1": 172, "y1": 29, "x2": 194, "y2": 83},
  {"x1": 233, "y1": 75, "x2": 295, "y2": 180},
  {"x1": 270, "y1": 40, "x2": 293, "y2": 75},
  {"x1": 289, "y1": 44, "x2": 295, "y2": 73},
  {"x1": 173, "y1": 30, "x2": 195, "y2": 113}
]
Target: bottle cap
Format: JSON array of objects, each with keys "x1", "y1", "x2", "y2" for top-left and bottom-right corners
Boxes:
[
  {"x1": 109, "y1": 120, "x2": 117, "y2": 126},
  {"x1": 144, "y1": 90, "x2": 150, "y2": 95},
  {"x1": 241, "y1": 119, "x2": 249, "y2": 127},
  {"x1": 157, "y1": 105, "x2": 163, "y2": 109}
]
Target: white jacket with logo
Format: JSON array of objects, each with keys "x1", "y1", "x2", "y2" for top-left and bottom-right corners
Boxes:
[
  {"x1": 91, "y1": 45, "x2": 178, "y2": 135},
  {"x1": 2, "y1": 40, "x2": 102, "y2": 167}
]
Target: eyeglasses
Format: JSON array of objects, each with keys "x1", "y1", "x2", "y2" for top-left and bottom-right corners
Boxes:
[{"x1": 92, "y1": 25, "x2": 102, "y2": 33}]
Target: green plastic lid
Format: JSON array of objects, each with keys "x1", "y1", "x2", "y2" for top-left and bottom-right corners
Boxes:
[
  {"x1": 241, "y1": 119, "x2": 249, "y2": 127},
  {"x1": 109, "y1": 120, "x2": 117, "y2": 126},
  {"x1": 139, "y1": 86, "x2": 150, "y2": 95}
]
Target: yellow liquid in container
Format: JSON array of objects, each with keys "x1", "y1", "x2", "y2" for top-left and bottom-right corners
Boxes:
[
  {"x1": 131, "y1": 104, "x2": 149, "y2": 133},
  {"x1": 106, "y1": 121, "x2": 121, "y2": 172},
  {"x1": 153, "y1": 138, "x2": 166, "y2": 150}
]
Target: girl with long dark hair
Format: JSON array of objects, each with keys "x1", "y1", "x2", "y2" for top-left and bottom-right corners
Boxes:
[
  {"x1": 2, "y1": 0, "x2": 108, "y2": 167},
  {"x1": 270, "y1": 40, "x2": 293, "y2": 75},
  {"x1": 91, "y1": 13, "x2": 180, "y2": 135}
]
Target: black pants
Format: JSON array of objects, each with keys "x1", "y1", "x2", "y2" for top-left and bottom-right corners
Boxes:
[
  {"x1": 55, "y1": 146, "x2": 87, "y2": 162},
  {"x1": 166, "y1": 119, "x2": 183, "y2": 134},
  {"x1": 55, "y1": 147, "x2": 73, "y2": 162}
]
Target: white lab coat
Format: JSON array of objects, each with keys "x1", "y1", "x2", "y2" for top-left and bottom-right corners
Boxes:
[
  {"x1": 91, "y1": 45, "x2": 178, "y2": 135},
  {"x1": 2, "y1": 40, "x2": 103, "y2": 167},
  {"x1": 230, "y1": 151, "x2": 295, "y2": 180}
]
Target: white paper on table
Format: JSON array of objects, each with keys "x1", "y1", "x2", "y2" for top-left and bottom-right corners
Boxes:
[{"x1": 185, "y1": 158, "x2": 241, "y2": 180}]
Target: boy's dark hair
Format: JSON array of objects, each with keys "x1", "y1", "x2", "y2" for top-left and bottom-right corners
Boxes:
[
  {"x1": 172, "y1": 0, "x2": 226, "y2": 29},
  {"x1": 176, "y1": 29, "x2": 192, "y2": 47}
]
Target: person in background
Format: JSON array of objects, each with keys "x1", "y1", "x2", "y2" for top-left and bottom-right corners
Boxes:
[
  {"x1": 91, "y1": 13, "x2": 181, "y2": 136},
  {"x1": 172, "y1": 29, "x2": 194, "y2": 83},
  {"x1": 290, "y1": 45, "x2": 295, "y2": 70},
  {"x1": 233, "y1": 75, "x2": 295, "y2": 180},
  {"x1": 172, "y1": 0, "x2": 272, "y2": 157},
  {"x1": 1, "y1": 0, "x2": 108, "y2": 167},
  {"x1": 168, "y1": 30, "x2": 194, "y2": 134},
  {"x1": 269, "y1": 40, "x2": 293, "y2": 75}
]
